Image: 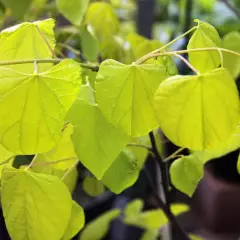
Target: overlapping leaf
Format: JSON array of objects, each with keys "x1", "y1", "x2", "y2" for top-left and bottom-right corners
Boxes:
[
  {"x1": 0, "y1": 18, "x2": 55, "y2": 73},
  {"x1": 67, "y1": 84, "x2": 129, "y2": 179},
  {"x1": 57, "y1": 0, "x2": 90, "y2": 26},
  {"x1": 0, "y1": 59, "x2": 82, "y2": 154},
  {"x1": 154, "y1": 68, "x2": 240, "y2": 150},
  {"x1": 187, "y1": 20, "x2": 222, "y2": 73},
  {"x1": 83, "y1": 176, "x2": 105, "y2": 197},
  {"x1": 1, "y1": 167, "x2": 72, "y2": 240},
  {"x1": 170, "y1": 155, "x2": 204, "y2": 196},
  {"x1": 96, "y1": 59, "x2": 168, "y2": 137}
]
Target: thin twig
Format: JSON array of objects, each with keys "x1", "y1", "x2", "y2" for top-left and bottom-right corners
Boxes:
[
  {"x1": 35, "y1": 24, "x2": 57, "y2": 58},
  {"x1": 30, "y1": 157, "x2": 78, "y2": 167},
  {"x1": 164, "y1": 148, "x2": 185, "y2": 162},
  {"x1": 57, "y1": 43, "x2": 81, "y2": 56},
  {"x1": 135, "y1": 26, "x2": 198, "y2": 64},
  {"x1": 61, "y1": 160, "x2": 79, "y2": 180},
  {"x1": 144, "y1": 167, "x2": 190, "y2": 240},
  {"x1": 173, "y1": 53, "x2": 198, "y2": 73},
  {"x1": 25, "y1": 155, "x2": 38, "y2": 171},
  {"x1": 219, "y1": 0, "x2": 240, "y2": 18},
  {"x1": 0, "y1": 58, "x2": 99, "y2": 71}
]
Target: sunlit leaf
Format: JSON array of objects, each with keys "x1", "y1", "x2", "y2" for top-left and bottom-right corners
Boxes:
[
  {"x1": 80, "y1": 209, "x2": 120, "y2": 240},
  {"x1": 57, "y1": 0, "x2": 90, "y2": 26},
  {"x1": 223, "y1": 31, "x2": 240, "y2": 79},
  {"x1": 83, "y1": 176, "x2": 105, "y2": 197},
  {"x1": 67, "y1": 84, "x2": 129, "y2": 179},
  {"x1": 62, "y1": 201, "x2": 85, "y2": 240},
  {"x1": 0, "y1": 19, "x2": 55, "y2": 73},
  {"x1": 170, "y1": 155, "x2": 204, "y2": 196},
  {"x1": 187, "y1": 20, "x2": 222, "y2": 73},
  {"x1": 0, "y1": 144, "x2": 14, "y2": 178},
  {"x1": 154, "y1": 68, "x2": 240, "y2": 150},
  {"x1": 1, "y1": 167, "x2": 72, "y2": 240},
  {"x1": 96, "y1": 59, "x2": 168, "y2": 137},
  {"x1": 102, "y1": 149, "x2": 144, "y2": 194},
  {"x1": 0, "y1": 59, "x2": 82, "y2": 154}
]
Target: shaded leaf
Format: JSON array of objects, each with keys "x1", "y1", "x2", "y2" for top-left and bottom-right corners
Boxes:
[
  {"x1": 57, "y1": 0, "x2": 90, "y2": 26},
  {"x1": 124, "y1": 199, "x2": 144, "y2": 217},
  {"x1": 67, "y1": 84, "x2": 129, "y2": 179},
  {"x1": 62, "y1": 201, "x2": 85, "y2": 240},
  {"x1": 80, "y1": 209, "x2": 120, "y2": 240},
  {"x1": 170, "y1": 156, "x2": 204, "y2": 196},
  {"x1": 83, "y1": 176, "x2": 105, "y2": 197}
]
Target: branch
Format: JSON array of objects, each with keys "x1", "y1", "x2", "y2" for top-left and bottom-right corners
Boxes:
[
  {"x1": 149, "y1": 132, "x2": 169, "y2": 205},
  {"x1": 219, "y1": 0, "x2": 240, "y2": 18},
  {"x1": 0, "y1": 58, "x2": 99, "y2": 72},
  {"x1": 144, "y1": 167, "x2": 190, "y2": 240}
]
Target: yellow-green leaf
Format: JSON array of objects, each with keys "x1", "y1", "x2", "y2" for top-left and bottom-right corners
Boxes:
[
  {"x1": 57, "y1": 0, "x2": 90, "y2": 26},
  {"x1": 80, "y1": 209, "x2": 120, "y2": 240},
  {"x1": 170, "y1": 156, "x2": 204, "y2": 196},
  {"x1": 67, "y1": 84, "x2": 129, "y2": 179},
  {"x1": 223, "y1": 31, "x2": 240, "y2": 79},
  {"x1": 96, "y1": 59, "x2": 168, "y2": 137},
  {"x1": 0, "y1": 59, "x2": 81, "y2": 154},
  {"x1": 33, "y1": 124, "x2": 77, "y2": 171},
  {"x1": 187, "y1": 20, "x2": 222, "y2": 73},
  {"x1": 85, "y1": 2, "x2": 119, "y2": 39},
  {"x1": 154, "y1": 68, "x2": 240, "y2": 150},
  {"x1": 124, "y1": 199, "x2": 144, "y2": 217},
  {"x1": 62, "y1": 201, "x2": 85, "y2": 240},
  {"x1": 102, "y1": 149, "x2": 144, "y2": 194},
  {"x1": 83, "y1": 176, "x2": 105, "y2": 197},
  {"x1": 0, "y1": 19, "x2": 55, "y2": 73},
  {"x1": 140, "y1": 230, "x2": 159, "y2": 240},
  {"x1": 1, "y1": 167, "x2": 72, "y2": 240}
]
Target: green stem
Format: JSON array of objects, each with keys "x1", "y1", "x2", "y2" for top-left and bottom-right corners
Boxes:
[
  {"x1": 57, "y1": 43, "x2": 81, "y2": 56},
  {"x1": 140, "y1": 47, "x2": 240, "y2": 64},
  {"x1": 25, "y1": 155, "x2": 38, "y2": 171},
  {"x1": 0, "y1": 58, "x2": 99, "y2": 71},
  {"x1": 135, "y1": 26, "x2": 198, "y2": 64}
]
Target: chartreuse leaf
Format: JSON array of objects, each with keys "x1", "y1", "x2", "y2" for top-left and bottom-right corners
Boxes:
[
  {"x1": 170, "y1": 155, "x2": 204, "y2": 196},
  {"x1": 124, "y1": 202, "x2": 189, "y2": 229},
  {"x1": 1, "y1": 167, "x2": 72, "y2": 240},
  {"x1": 83, "y1": 176, "x2": 105, "y2": 197},
  {"x1": 33, "y1": 124, "x2": 77, "y2": 171},
  {"x1": 67, "y1": 84, "x2": 129, "y2": 179},
  {"x1": 80, "y1": 209, "x2": 120, "y2": 240},
  {"x1": 0, "y1": 144, "x2": 14, "y2": 178},
  {"x1": 189, "y1": 234, "x2": 204, "y2": 240},
  {"x1": 140, "y1": 230, "x2": 159, "y2": 240},
  {"x1": 154, "y1": 68, "x2": 240, "y2": 150},
  {"x1": 3, "y1": 0, "x2": 32, "y2": 19},
  {"x1": 80, "y1": 25, "x2": 99, "y2": 61},
  {"x1": 57, "y1": 0, "x2": 90, "y2": 26},
  {"x1": 223, "y1": 32, "x2": 240, "y2": 79},
  {"x1": 187, "y1": 20, "x2": 222, "y2": 73},
  {"x1": 128, "y1": 33, "x2": 177, "y2": 75},
  {"x1": 32, "y1": 164, "x2": 78, "y2": 193},
  {"x1": 96, "y1": 59, "x2": 168, "y2": 137},
  {"x1": 0, "y1": 59, "x2": 81, "y2": 154},
  {"x1": 102, "y1": 149, "x2": 145, "y2": 194},
  {"x1": 62, "y1": 201, "x2": 85, "y2": 240},
  {"x1": 0, "y1": 19, "x2": 55, "y2": 73},
  {"x1": 193, "y1": 124, "x2": 240, "y2": 163},
  {"x1": 124, "y1": 199, "x2": 144, "y2": 217},
  {"x1": 85, "y1": 2, "x2": 119, "y2": 38}
]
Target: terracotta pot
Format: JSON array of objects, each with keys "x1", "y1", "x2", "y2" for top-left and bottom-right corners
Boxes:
[{"x1": 192, "y1": 154, "x2": 240, "y2": 233}]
